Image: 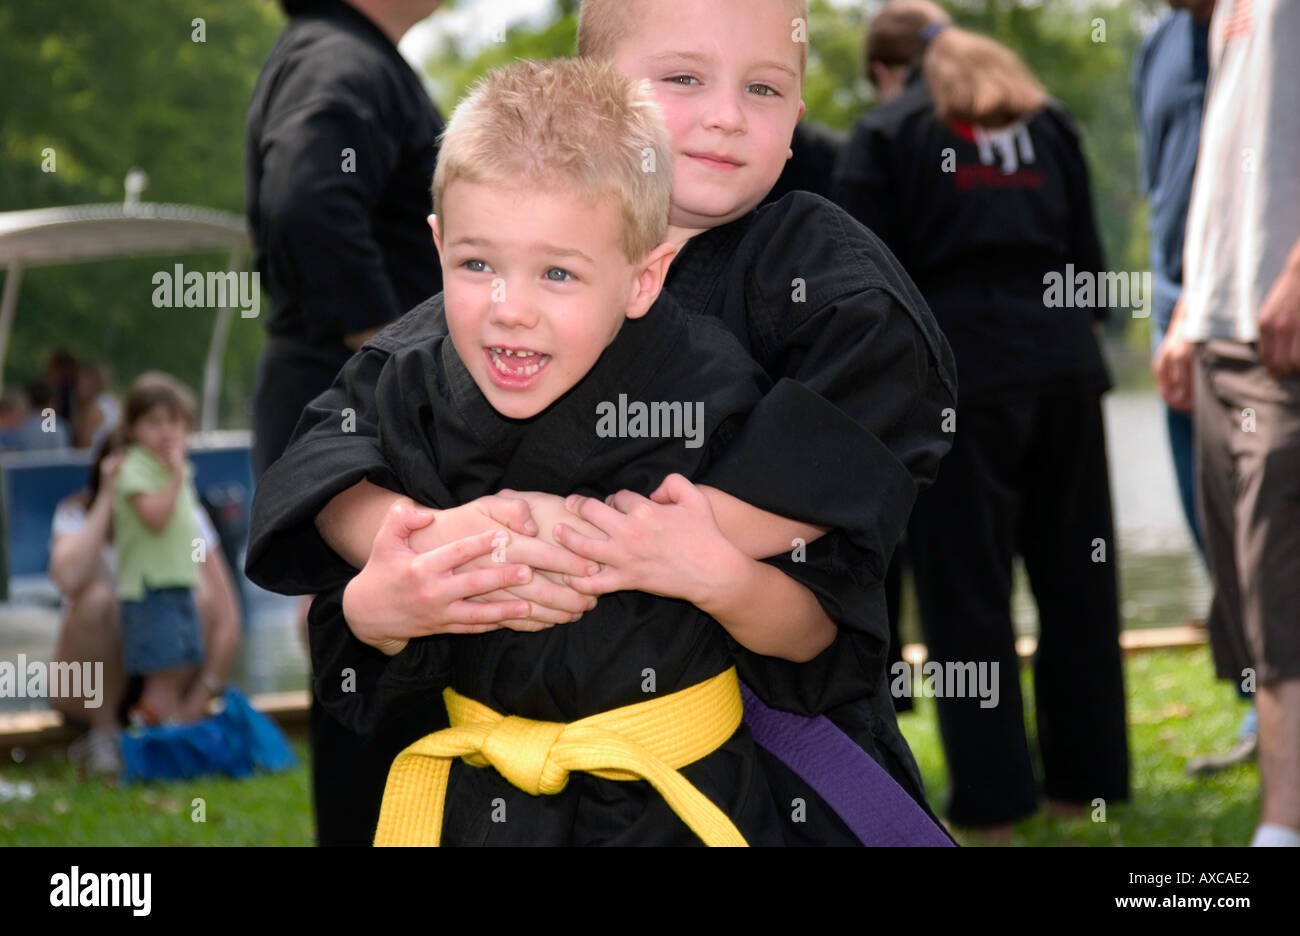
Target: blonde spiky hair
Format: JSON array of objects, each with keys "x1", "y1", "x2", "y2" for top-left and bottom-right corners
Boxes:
[{"x1": 432, "y1": 58, "x2": 674, "y2": 261}]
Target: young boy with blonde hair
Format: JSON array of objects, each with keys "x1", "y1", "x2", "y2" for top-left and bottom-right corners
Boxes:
[{"x1": 251, "y1": 0, "x2": 956, "y2": 845}]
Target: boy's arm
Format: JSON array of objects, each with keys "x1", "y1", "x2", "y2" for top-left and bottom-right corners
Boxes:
[
  {"x1": 697, "y1": 199, "x2": 957, "y2": 588},
  {"x1": 316, "y1": 479, "x2": 405, "y2": 570},
  {"x1": 691, "y1": 485, "x2": 827, "y2": 559},
  {"x1": 555, "y1": 478, "x2": 836, "y2": 663},
  {"x1": 697, "y1": 547, "x2": 837, "y2": 663}
]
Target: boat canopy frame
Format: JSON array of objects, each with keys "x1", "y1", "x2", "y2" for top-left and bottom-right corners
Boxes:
[{"x1": 0, "y1": 200, "x2": 251, "y2": 432}]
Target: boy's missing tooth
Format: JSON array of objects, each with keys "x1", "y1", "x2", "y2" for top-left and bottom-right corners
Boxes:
[{"x1": 428, "y1": 58, "x2": 678, "y2": 420}]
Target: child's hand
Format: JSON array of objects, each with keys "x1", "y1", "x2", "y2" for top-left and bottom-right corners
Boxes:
[
  {"x1": 341, "y1": 499, "x2": 537, "y2": 656},
  {"x1": 413, "y1": 492, "x2": 598, "y2": 626},
  {"x1": 409, "y1": 493, "x2": 539, "y2": 551},
  {"x1": 97, "y1": 450, "x2": 125, "y2": 490},
  {"x1": 455, "y1": 491, "x2": 602, "y2": 625},
  {"x1": 162, "y1": 438, "x2": 187, "y2": 473},
  {"x1": 555, "y1": 474, "x2": 747, "y2": 607}
]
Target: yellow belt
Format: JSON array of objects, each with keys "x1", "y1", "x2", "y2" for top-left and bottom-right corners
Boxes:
[{"x1": 374, "y1": 666, "x2": 748, "y2": 846}]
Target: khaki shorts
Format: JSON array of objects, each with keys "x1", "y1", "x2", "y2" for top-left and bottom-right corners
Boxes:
[{"x1": 1194, "y1": 340, "x2": 1300, "y2": 686}]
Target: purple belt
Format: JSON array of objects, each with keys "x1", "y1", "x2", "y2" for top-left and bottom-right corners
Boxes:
[{"x1": 740, "y1": 681, "x2": 954, "y2": 846}]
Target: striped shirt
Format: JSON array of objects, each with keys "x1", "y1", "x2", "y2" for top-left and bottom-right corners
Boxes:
[{"x1": 1182, "y1": 0, "x2": 1300, "y2": 342}]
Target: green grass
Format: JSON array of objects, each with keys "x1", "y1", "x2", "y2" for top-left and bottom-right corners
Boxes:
[
  {"x1": 0, "y1": 647, "x2": 1259, "y2": 846},
  {"x1": 899, "y1": 645, "x2": 1259, "y2": 846},
  {"x1": 0, "y1": 739, "x2": 313, "y2": 846}
]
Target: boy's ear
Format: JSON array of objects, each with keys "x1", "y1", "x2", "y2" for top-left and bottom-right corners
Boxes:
[
  {"x1": 788, "y1": 101, "x2": 807, "y2": 161},
  {"x1": 429, "y1": 214, "x2": 444, "y2": 259},
  {"x1": 624, "y1": 242, "x2": 679, "y2": 320}
]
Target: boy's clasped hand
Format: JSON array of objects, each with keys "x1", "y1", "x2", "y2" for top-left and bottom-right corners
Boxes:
[{"x1": 341, "y1": 475, "x2": 732, "y2": 655}]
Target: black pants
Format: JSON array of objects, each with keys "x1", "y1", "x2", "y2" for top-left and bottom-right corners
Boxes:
[{"x1": 907, "y1": 390, "x2": 1129, "y2": 826}]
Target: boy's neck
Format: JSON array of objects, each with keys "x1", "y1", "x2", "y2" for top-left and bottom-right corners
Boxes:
[
  {"x1": 344, "y1": 0, "x2": 436, "y2": 45},
  {"x1": 666, "y1": 225, "x2": 706, "y2": 252}
]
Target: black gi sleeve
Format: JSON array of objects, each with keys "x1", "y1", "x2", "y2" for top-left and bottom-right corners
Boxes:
[
  {"x1": 725, "y1": 531, "x2": 888, "y2": 715},
  {"x1": 255, "y1": 95, "x2": 407, "y2": 343},
  {"x1": 307, "y1": 585, "x2": 449, "y2": 734},
  {"x1": 245, "y1": 343, "x2": 402, "y2": 595},
  {"x1": 699, "y1": 198, "x2": 956, "y2": 586}
]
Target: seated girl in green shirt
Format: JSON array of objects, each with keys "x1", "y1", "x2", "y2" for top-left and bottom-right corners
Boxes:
[{"x1": 113, "y1": 372, "x2": 204, "y2": 724}]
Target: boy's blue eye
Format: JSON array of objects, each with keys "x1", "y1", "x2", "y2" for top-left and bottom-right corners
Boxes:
[
  {"x1": 545, "y1": 268, "x2": 573, "y2": 283},
  {"x1": 465, "y1": 259, "x2": 489, "y2": 273}
]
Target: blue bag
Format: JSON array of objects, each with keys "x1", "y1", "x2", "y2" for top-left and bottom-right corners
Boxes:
[{"x1": 119, "y1": 687, "x2": 297, "y2": 783}]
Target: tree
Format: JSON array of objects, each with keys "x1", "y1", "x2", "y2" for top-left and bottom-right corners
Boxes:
[
  {"x1": 423, "y1": 0, "x2": 1158, "y2": 341},
  {"x1": 0, "y1": 0, "x2": 283, "y2": 423}
]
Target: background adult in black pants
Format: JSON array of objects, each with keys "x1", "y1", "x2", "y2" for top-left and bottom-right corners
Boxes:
[
  {"x1": 245, "y1": 0, "x2": 445, "y2": 845},
  {"x1": 833, "y1": 0, "x2": 1129, "y2": 834}
]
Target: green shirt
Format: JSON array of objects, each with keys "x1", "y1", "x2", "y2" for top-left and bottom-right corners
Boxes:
[{"x1": 113, "y1": 444, "x2": 201, "y2": 601}]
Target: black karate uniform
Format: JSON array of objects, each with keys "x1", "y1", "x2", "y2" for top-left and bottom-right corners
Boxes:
[
  {"x1": 833, "y1": 73, "x2": 1129, "y2": 825},
  {"x1": 272, "y1": 295, "x2": 794, "y2": 844},
  {"x1": 245, "y1": 0, "x2": 445, "y2": 476},
  {"x1": 248, "y1": 191, "x2": 958, "y2": 843},
  {"x1": 766, "y1": 120, "x2": 914, "y2": 708},
  {"x1": 244, "y1": 0, "x2": 444, "y2": 845}
]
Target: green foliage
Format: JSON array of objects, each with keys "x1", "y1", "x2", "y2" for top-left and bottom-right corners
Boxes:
[
  {"x1": 1, "y1": 0, "x2": 1169, "y2": 419},
  {"x1": 424, "y1": 0, "x2": 1161, "y2": 329},
  {"x1": 0, "y1": 738, "x2": 313, "y2": 846},
  {"x1": 0, "y1": 0, "x2": 283, "y2": 424}
]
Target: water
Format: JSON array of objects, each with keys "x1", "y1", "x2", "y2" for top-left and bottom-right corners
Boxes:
[{"x1": 1, "y1": 344, "x2": 1211, "y2": 713}]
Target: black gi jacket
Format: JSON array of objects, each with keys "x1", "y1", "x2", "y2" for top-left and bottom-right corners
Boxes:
[
  {"x1": 245, "y1": 0, "x2": 444, "y2": 361},
  {"x1": 833, "y1": 73, "x2": 1111, "y2": 402},
  {"x1": 247, "y1": 191, "x2": 957, "y2": 842},
  {"x1": 274, "y1": 293, "x2": 793, "y2": 843}
]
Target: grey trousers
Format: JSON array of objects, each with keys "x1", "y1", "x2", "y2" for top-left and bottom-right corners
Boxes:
[{"x1": 1194, "y1": 340, "x2": 1300, "y2": 686}]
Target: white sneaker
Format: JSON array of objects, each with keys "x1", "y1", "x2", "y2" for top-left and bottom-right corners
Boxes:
[
  {"x1": 69, "y1": 730, "x2": 122, "y2": 777},
  {"x1": 1251, "y1": 824, "x2": 1300, "y2": 847}
]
